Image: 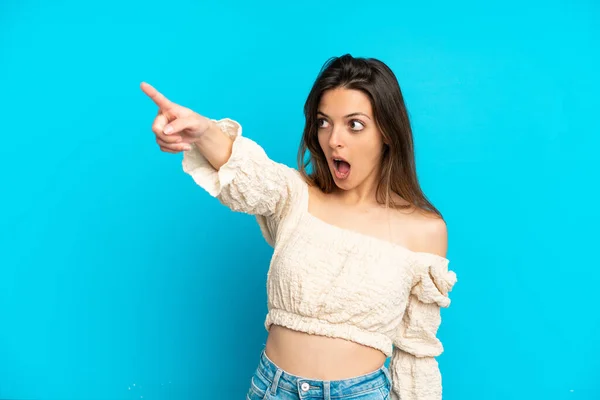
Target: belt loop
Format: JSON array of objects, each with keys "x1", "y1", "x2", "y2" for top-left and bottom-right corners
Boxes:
[
  {"x1": 270, "y1": 368, "x2": 283, "y2": 395},
  {"x1": 382, "y1": 365, "x2": 392, "y2": 386},
  {"x1": 323, "y1": 381, "x2": 331, "y2": 400}
]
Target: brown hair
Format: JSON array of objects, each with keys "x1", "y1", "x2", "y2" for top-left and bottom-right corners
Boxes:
[{"x1": 296, "y1": 54, "x2": 442, "y2": 218}]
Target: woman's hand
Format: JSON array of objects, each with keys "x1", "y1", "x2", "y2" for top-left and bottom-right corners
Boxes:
[{"x1": 140, "y1": 82, "x2": 213, "y2": 153}]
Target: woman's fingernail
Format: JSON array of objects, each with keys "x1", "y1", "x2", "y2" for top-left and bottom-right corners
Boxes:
[{"x1": 164, "y1": 126, "x2": 172, "y2": 134}]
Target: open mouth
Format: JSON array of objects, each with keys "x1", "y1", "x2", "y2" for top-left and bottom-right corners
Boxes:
[{"x1": 333, "y1": 158, "x2": 351, "y2": 180}]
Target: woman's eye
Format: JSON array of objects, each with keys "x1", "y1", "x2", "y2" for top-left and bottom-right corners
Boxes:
[
  {"x1": 349, "y1": 120, "x2": 365, "y2": 131},
  {"x1": 317, "y1": 118, "x2": 330, "y2": 129}
]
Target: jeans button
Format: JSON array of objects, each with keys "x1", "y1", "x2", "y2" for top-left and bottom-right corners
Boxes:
[{"x1": 300, "y1": 382, "x2": 310, "y2": 391}]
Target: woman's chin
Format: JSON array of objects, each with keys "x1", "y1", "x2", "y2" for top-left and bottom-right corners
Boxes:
[{"x1": 332, "y1": 175, "x2": 353, "y2": 190}]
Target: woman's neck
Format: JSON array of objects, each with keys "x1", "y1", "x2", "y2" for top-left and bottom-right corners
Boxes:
[{"x1": 332, "y1": 169, "x2": 382, "y2": 208}]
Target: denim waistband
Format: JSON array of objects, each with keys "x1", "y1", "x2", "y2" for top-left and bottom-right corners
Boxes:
[{"x1": 256, "y1": 349, "x2": 392, "y2": 398}]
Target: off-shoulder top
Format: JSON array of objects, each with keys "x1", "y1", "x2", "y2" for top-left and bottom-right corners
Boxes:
[{"x1": 181, "y1": 119, "x2": 457, "y2": 400}]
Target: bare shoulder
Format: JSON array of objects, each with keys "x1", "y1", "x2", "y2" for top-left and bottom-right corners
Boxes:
[
  {"x1": 396, "y1": 208, "x2": 448, "y2": 257},
  {"x1": 307, "y1": 183, "x2": 323, "y2": 199},
  {"x1": 413, "y1": 210, "x2": 447, "y2": 257},
  {"x1": 307, "y1": 182, "x2": 331, "y2": 215},
  {"x1": 307, "y1": 183, "x2": 326, "y2": 206}
]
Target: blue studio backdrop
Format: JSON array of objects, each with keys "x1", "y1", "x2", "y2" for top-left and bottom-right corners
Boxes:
[{"x1": 1, "y1": 0, "x2": 598, "y2": 399}]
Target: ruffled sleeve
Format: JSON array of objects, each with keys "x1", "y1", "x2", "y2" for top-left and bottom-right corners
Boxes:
[
  {"x1": 182, "y1": 118, "x2": 305, "y2": 246},
  {"x1": 389, "y1": 255, "x2": 457, "y2": 400}
]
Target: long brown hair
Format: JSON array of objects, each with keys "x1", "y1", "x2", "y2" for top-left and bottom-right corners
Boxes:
[{"x1": 297, "y1": 54, "x2": 442, "y2": 219}]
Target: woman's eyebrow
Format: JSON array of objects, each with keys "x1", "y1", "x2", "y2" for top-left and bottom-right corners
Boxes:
[{"x1": 317, "y1": 111, "x2": 372, "y2": 120}]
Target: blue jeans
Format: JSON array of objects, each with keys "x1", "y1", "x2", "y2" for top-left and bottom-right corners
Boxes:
[{"x1": 246, "y1": 350, "x2": 392, "y2": 399}]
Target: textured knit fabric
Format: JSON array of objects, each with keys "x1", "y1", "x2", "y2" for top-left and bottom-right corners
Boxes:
[{"x1": 182, "y1": 119, "x2": 457, "y2": 400}]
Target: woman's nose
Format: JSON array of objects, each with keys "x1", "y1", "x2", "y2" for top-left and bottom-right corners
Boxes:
[{"x1": 328, "y1": 127, "x2": 344, "y2": 148}]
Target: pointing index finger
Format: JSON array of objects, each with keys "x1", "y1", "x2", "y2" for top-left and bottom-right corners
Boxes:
[{"x1": 140, "y1": 82, "x2": 174, "y2": 110}]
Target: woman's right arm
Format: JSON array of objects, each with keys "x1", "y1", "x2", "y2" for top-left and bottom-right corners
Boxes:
[
  {"x1": 141, "y1": 82, "x2": 305, "y2": 244},
  {"x1": 141, "y1": 82, "x2": 234, "y2": 170}
]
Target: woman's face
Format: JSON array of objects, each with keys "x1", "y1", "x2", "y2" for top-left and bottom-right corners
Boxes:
[{"x1": 317, "y1": 87, "x2": 385, "y2": 192}]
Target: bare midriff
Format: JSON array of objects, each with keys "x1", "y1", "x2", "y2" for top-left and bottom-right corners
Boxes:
[{"x1": 264, "y1": 325, "x2": 387, "y2": 380}]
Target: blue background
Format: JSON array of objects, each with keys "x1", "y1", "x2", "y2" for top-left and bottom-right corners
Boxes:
[{"x1": 1, "y1": 0, "x2": 598, "y2": 399}]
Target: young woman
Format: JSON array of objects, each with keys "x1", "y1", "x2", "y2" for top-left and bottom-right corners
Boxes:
[{"x1": 141, "y1": 54, "x2": 457, "y2": 400}]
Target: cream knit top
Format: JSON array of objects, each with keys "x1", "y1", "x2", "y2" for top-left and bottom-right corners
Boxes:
[{"x1": 182, "y1": 119, "x2": 457, "y2": 400}]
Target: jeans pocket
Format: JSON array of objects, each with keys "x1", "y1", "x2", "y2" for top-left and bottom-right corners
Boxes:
[
  {"x1": 342, "y1": 385, "x2": 390, "y2": 400},
  {"x1": 378, "y1": 385, "x2": 390, "y2": 400},
  {"x1": 246, "y1": 370, "x2": 271, "y2": 400}
]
